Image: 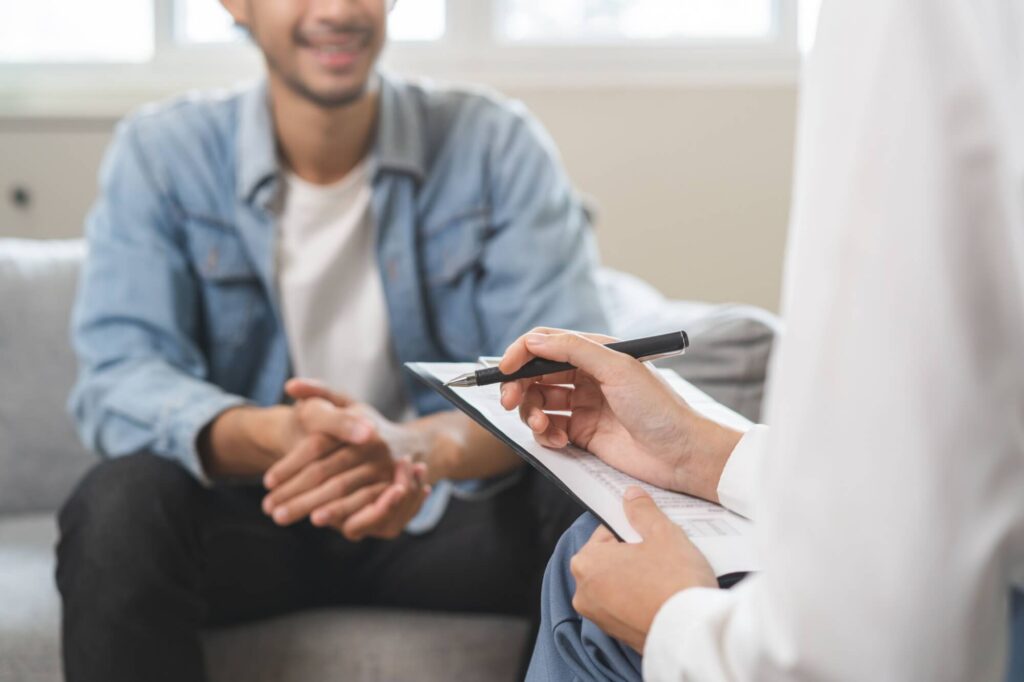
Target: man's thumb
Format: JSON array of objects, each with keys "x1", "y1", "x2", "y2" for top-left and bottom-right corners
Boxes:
[{"x1": 623, "y1": 486, "x2": 667, "y2": 539}]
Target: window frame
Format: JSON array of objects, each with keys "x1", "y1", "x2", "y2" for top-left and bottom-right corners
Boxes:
[{"x1": 0, "y1": 0, "x2": 801, "y2": 118}]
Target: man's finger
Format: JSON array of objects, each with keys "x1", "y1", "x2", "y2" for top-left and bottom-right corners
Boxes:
[
  {"x1": 310, "y1": 482, "x2": 390, "y2": 529},
  {"x1": 284, "y1": 378, "x2": 354, "y2": 407},
  {"x1": 297, "y1": 399, "x2": 375, "y2": 445},
  {"x1": 266, "y1": 462, "x2": 383, "y2": 526},
  {"x1": 340, "y1": 463, "x2": 409, "y2": 541},
  {"x1": 344, "y1": 460, "x2": 430, "y2": 540},
  {"x1": 264, "y1": 432, "x2": 337, "y2": 490},
  {"x1": 342, "y1": 482, "x2": 409, "y2": 541},
  {"x1": 623, "y1": 486, "x2": 671, "y2": 540}
]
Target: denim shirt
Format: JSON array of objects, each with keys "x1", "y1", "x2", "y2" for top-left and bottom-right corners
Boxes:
[{"x1": 69, "y1": 73, "x2": 608, "y2": 532}]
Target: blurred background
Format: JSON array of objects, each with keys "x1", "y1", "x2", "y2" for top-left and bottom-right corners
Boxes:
[{"x1": 0, "y1": 0, "x2": 823, "y2": 311}]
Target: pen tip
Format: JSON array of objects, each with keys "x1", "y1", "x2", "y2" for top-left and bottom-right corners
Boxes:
[{"x1": 446, "y1": 373, "x2": 477, "y2": 388}]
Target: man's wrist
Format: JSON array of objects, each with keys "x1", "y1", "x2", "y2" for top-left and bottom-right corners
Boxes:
[
  {"x1": 408, "y1": 422, "x2": 458, "y2": 485},
  {"x1": 200, "y1": 405, "x2": 294, "y2": 478}
]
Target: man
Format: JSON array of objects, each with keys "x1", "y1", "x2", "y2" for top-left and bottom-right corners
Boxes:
[
  {"x1": 498, "y1": 0, "x2": 1024, "y2": 679},
  {"x1": 57, "y1": 0, "x2": 607, "y2": 680}
]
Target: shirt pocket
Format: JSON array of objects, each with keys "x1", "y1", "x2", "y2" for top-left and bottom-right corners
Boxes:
[
  {"x1": 422, "y1": 206, "x2": 488, "y2": 287},
  {"x1": 420, "y1": 206, "x2": 489, "y2": 358},
  {"x1": 183, "y1": 215, "x2": 261, "y2": 350}
]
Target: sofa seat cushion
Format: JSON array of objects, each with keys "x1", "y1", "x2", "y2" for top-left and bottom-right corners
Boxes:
[
  {"x1": 0, "y1": 514, "x2": 529, "y2": 682},
  {"x1": 0, "y1": 515, "x2": 62, "y2": 682}
]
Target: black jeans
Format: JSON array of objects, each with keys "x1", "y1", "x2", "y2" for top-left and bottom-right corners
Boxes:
[{"x1": 56, "y1": 453, "x2": 581, "y2": 682}]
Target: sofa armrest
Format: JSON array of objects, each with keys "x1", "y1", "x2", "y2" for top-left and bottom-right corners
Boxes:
[{"x1": 0, "y1": 239, "x2": 97, "y2": 515}]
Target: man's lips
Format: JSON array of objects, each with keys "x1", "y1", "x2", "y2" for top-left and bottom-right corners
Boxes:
[
  {"x1": 305, "y1": 43, "x2": 363, "y2": 69},
  {"x1": 299, "y1": 31, "x2": 370, "y2": 70}
]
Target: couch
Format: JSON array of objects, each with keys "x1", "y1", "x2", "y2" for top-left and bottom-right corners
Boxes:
[{"x1": 0, "y1": 238, "x2": 779, "y2": 682}]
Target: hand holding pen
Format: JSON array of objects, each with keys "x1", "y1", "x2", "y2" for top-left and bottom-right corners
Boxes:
[{"x1": 492, "y1": 327, "x2": 742, "y2": 506}]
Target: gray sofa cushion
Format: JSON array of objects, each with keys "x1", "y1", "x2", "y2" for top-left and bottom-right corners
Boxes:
[
  {"x1": 0, "y1": 514, "x2": 529, "y2": 682},
  {"x1": 0, "y1": 516, "x2": 62, "y2": 682},
  {"x1": 0, "y1": 240, "x2": 97, "y2": 515},
  {"x1": 598, "y1": 268, "x2": 779, "y2": 422}
]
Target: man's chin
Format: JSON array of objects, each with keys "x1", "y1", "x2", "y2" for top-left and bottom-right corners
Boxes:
[{"x1": 285, "y1": 74, "x2": 372, "y2": 110}]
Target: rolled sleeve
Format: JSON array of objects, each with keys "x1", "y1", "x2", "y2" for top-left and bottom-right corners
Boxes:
[
  {"x1": 642, "y1": 587, "x2": 741, "y2": 682},
  {"x1": 716, "y1": 424, "x2": 768, "y2": 521},
  {"x1": 165, "y1": 387, "x2": 249, "y2": 482}
]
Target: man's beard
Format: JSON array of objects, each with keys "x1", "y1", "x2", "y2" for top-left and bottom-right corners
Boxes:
[
  {"x1": 265, "y1": 21, "x2": 377, "y2": 109},
  {"x1": 274, "y1": 65, "x2": 370, "y2": 109}
]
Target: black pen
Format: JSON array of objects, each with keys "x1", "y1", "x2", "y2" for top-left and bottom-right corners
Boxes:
[{"x1": 445, "y1": 330, "x2": 689, "y2": 388}]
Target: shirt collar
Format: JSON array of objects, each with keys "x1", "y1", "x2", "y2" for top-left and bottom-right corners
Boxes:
[
  {"x1": 235, "y1": 72, "x2": 426, "y2": 207},
  {"x1": 236, "y1": 79, "x2": 279, "y2": 206},
  {"x1": 371, "y1": 72, "x2": 427, "y2": 183}
]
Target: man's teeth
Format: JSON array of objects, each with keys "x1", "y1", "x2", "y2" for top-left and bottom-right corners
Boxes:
[{"x1": 317, "y1": 45, "x2": 356, "y2": 53}]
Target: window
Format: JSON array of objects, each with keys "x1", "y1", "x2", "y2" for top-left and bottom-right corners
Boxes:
[
  {"x1": 0, "y1": 0, "x2": 154, "y2": 63},
  {"x1": 0, "y1": 0, "x2": 801, "y2": 115},
  {"x1": 499, "y1": 0, "x2": 776, "y2": 43},
  {"x1": 177, "y1": 0, "x2": 446, "y2": 44}
]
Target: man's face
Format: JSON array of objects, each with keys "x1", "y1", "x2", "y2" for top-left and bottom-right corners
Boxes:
[{"x1": 225, "y1": 0, "x2": 389, "y2": 108}]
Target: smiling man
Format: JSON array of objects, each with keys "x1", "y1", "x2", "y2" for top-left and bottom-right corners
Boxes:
[{"x1": 56, "y1": 1, "x2": 607, "y2": 680}]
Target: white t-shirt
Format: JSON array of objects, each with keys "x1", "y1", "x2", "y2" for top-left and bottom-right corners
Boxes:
[{"x1": 276, "y1": 161, "x2": 407, "y2": 421}]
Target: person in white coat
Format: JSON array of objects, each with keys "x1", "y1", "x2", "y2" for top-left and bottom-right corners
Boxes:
[{"x1": 499, "y1": 0, "x2": 1024, "y2": 679}]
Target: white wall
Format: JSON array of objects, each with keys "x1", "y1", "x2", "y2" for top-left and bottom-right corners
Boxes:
[{"x1": 0, "y1": 84, "x2": 797, "y2": 311}]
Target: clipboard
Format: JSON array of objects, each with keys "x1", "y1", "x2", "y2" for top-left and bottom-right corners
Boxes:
[
  {"x1": 405, "y1": 361, "x2": 758, "y2": 582},
  {"x1": 406, "y1": 360, "x2": 622, "y2": 540}
]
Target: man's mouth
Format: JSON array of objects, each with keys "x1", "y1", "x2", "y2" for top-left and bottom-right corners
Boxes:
[{"x1": 300, "y1": 32, "x2": 370, "y2": 70}]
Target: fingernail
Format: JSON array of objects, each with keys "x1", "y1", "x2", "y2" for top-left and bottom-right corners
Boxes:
[
  {"x1": 500, "y1": 384, "x2": 508, "y2": 400},
  {"x1": 312, "y1": 511, "x2": 327, "y2": 526},
  {"x1": 263, "y1": 474, "x2": 275, "y2": 488},
  {"x1": 526, "y1": 333, "x2": 547, "y2": 346},
  {"x1": 273, "y1": 508, "x2": 289, "y2": 523},
  {"x1": 262, "y1": 498, "x2": 273, "y2": 514},
  {"x1": 624, "y1": 486, "x2": 646, "y2": 501}
]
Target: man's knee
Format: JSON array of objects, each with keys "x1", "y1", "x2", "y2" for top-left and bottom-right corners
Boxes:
[{"x1": 57, "y1": 453, "x2": 200, "y2": 589}]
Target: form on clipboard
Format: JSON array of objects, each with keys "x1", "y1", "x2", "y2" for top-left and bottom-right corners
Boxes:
[{"x1": 405, "y1": 361, "x2": 759, "y2": 577}]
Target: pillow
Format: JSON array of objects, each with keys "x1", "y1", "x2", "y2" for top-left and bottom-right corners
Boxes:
[{"x1": 0, "y1": 239, "x2": 96, "y2": 515}]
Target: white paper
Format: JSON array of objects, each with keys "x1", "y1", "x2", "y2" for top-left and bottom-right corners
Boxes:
[{"x1": 409, "y1": 362, "x2": 759, "y2": 576}]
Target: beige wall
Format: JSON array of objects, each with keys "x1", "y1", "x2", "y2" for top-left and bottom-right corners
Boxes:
[
  {"x1": 507, "y1": 85, "x2": 797, "y2": 311},
  {"x1": 0, "y1": 84, "x2": 797, "y2": 311}
]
